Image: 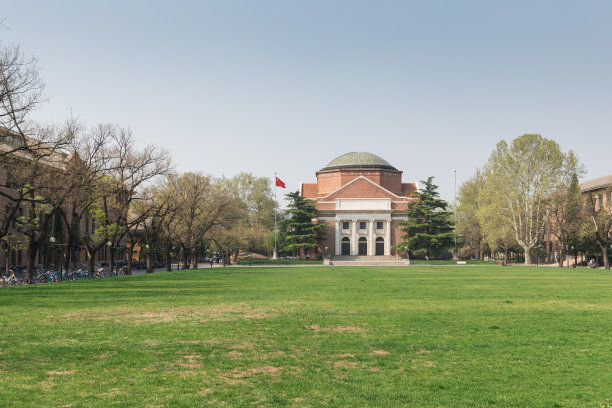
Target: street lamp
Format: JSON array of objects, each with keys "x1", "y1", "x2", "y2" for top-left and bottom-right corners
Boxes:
[
  {"x1": 145, "y1": 244, "x2": 151, "y2": 273},
  {"x1": 50, "y1": 236, "x2": 64, "y2": 281}
]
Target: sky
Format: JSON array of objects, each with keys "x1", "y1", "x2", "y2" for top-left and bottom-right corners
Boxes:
[{"x1": 2, "y1": 1, "x2": 611, "y2": 207}]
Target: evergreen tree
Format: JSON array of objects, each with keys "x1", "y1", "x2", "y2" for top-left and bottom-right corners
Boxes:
[
  {"x1": 279, "y1": 191, "x2": 327, "y2": 258},
  {"x1": 397, "y1": 177, "x2": 454, "y2": 259}
]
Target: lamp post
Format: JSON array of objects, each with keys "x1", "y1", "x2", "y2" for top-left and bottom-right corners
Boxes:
[
  {"x1": 145, "y1": 244, "x2": 152, "y2": 273},
  {"x1": 50, "y1": 236, "x2": 64, "y2": 282},
  {"x1": 453, "y1": 170, "x2": 458, "y2": 260}
]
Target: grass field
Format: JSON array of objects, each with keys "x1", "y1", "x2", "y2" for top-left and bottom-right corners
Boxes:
[{"x1": 1, "y1": 266, "x2": 611, "y2": 407}]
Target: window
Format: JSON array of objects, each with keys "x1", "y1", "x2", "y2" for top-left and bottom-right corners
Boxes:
[
  {"x1": 376, "y1": 221, "x2": 383, "y2": 230},
  {"x1": 359, "y1": 222, "x2": 366, "y2": 230},
  {"x1": 342, "y1": 222, "x2": 349, "y2": 230}
]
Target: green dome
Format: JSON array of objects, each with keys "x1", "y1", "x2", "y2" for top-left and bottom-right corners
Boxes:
[{"x1": 321, "y1": 152, "x2": 397, "y2": 171}]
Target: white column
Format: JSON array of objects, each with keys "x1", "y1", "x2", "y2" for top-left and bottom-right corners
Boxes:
[
  {"x1": 368, "y1": 220, "x2": 375, "y2": 255},
  {"x1": 335, "y1": 219, "x2": 340, "y2": 256},
  {"x1": 385, "y1": 220, "x2": 391, "y2": 255},
  {"x1": 351, "y1": 219, "x2": 358, "y2": 255}
]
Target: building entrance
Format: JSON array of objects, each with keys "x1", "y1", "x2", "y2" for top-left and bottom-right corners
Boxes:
[
  {"x1": 341, "y1": 237, "x2": 350, "y2": 255},
  {"x1": 375, "y1": 237, "x2": 384, "y2": 255},
  {"x1": 358, "y1": 237, "x2": 367, "y2": 255}
]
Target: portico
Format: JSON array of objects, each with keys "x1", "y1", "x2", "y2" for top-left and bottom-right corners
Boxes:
[{"x1": 333, "y1": 215, "x2": 391, "y2": 256}]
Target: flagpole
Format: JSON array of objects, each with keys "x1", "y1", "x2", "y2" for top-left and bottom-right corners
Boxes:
[{"x1": 273, "y1": 172, "x2": 278, "y2": 260}]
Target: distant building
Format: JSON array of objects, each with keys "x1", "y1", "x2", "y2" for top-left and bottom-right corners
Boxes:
[
  {"x1": 543, "y1": 174, "x2": 612, "y2": 264},
  {"x1": 581, "y1": 175, "x2": 612, "y2": 210},
  {"x1": 300, "y1": 152, "x2": 417, "y2": 257}
]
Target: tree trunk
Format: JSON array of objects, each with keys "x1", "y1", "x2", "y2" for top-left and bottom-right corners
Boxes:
[
  {"x1": 126, "y1": 243, "x2": 133, "y2": 275},
  {"x1": 146, "y1": 248, "x2": 153, "y2": 273},
  {"x1": 2, "y1": 242, "x2": 9, "y2": 275},
  {"x1": 108, "y1": 246, "x2": 115, "y2": 276},
  {"x1": 574, "y1": 252, "x2": 578, "y2": 267},
  {"x1": 522, "y1": 245, "x2": 532, "y2": 265},
  {"x1": 603, "y1": 245, "x2": 610, "y2": 269},
  {"x1": 87, "y1": 250, "x2": 95, "y2": 276},
  {"x1": 558, "y1": 248, "x2": 565, "y2": 267},
  {"x1": 182, "y1": 248, "x2": 188, "y2": 270},
  {"x1": 165, "y1": 244, "x2": 172, "y2": 272},
  {"x1": 26, "y1": 236, "x2": 38, "y2": 281}
]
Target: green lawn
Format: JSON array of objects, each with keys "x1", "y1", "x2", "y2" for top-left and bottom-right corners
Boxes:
[{"x1": 1, "y1": 266, "x2": 611, "y2": 407}]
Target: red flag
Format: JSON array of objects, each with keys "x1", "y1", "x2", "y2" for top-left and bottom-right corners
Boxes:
[{"x1": 275, "y1": 177, "x2": 286, "y2": 188}]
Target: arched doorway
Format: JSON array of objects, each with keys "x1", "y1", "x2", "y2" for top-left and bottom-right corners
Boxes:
[
  {"x1": 341, "y1": 237, "x2": 350, "y2": 256},
  {"x1": 375, "y1": 237, "x2": 384, "y2": 255},
  {"x1": 358, "y1": 237, "x2": 367, "y2": 255}
]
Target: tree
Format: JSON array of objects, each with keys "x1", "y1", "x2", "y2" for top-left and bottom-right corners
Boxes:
[
  {"x1": 396, "y1": 177, "x2": 454, "y2": 259},
  {"x1": 480, "y1": 134, "x2": 582, "y2": 265},
  {"x1": 162, "y1": 173, "x2": 234, "y2": 269},
  {"x1": 457, "y1": 170, "x2": 484, "y2": 259},
  {"x1": 0, "y1": 44, "x2": 58, "y2": 157},
  {"x1": 279, "y1": 191, "x2": 326, "y2": 258},
  {"x1": 547, "y1": 173, "x2": 584, "y2": 267}
]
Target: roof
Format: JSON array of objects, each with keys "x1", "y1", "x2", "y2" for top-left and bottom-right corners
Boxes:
[
  {"x1": 580, "y1": 175, "x2": 612, "y2": 193},
  {"x1": 320, "y1": 152, "x2": 397, "y2": 171}
]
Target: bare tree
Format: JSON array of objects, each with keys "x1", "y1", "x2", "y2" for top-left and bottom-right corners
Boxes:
[
  {"x1": 0, "y1": 43, "x2": 48, "y2": 156},
  {"x1": 101, "y1": 127, "x2": 171, "y2": 274}
]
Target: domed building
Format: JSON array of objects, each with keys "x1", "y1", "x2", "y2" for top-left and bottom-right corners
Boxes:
[{"x1": 300, "y1": 152, "x2": 417, "y2": 257}]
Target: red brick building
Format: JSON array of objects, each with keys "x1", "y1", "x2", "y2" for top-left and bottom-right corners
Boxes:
[{"x1": 300, "y1": 152, "x2": 417, "y2": 257}]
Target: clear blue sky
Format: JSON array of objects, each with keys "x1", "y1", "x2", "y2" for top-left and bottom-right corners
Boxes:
[{"x1": 3, "y1": 1, "x2": 611, "y2": 205}]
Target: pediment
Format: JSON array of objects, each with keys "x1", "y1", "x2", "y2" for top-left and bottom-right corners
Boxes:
[{"x1": 322, "y1": 176, "x2": 401, "y2": 200}]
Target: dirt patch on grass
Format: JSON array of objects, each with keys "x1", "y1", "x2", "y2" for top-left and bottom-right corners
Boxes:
[
  {"x1": 334, "y1": 353, "x2": 355, "y2": 358},
  {"x1": 306, "y1": 325, "x2": 366, "y2": 333},
  {"x1": 62, "y1": 304, "x2": 282, "y2": 325},
  {"x1": 225, "y1": 366, "x2": 280, "y2": 378},
  {"x1": 97, "y1": 388, "x2": 120, "y2": 397},
  {"x1": 93, "y1": 351, "x2": 116, "y2": 359},
  {"x1": 227, "y1": 350, "x2": 243, "y2": 359},
  {"x1": 144, "y1": 339, "x2": 160, "y2": 346},
  {"x1": 332, "y1": 361, "x2": 359, "y2": 370},
  {"x1": 197, "y1": 304, "x2": 280, "y2": 322},
  {"x1": 47, "y1": 370, "x2": 78, "y2": 375},
  {"x1": 231, "y1": 343, "x2": 254, "y2": 350},
  {"x1": 331, "y1": 326, "x2": 364, "y2": 333},
  {"x1": 370, "y1": 350, "x2": 389, "y2": 356},
  {"x1": 126, "y1": 312, "x2": 177, "y2": 323},
  {"x1": 179, "y1": 354, "x2": 202, "y2": 368},
  {"x1": 416, "y1": 349, "x2": 432, "y2": 355},
  {"x1": 261, "y1": 351, "x2": 285, "y2": 359}
]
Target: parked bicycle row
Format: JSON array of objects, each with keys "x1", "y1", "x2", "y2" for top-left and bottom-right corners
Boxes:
[{"x1": 0, "y1": 266, "x2": 127, "y2": 287}]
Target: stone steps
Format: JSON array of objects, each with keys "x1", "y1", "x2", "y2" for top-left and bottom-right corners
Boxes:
[{"x1": 326, "y1": 255, "x2": 409, "y2": 266}]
